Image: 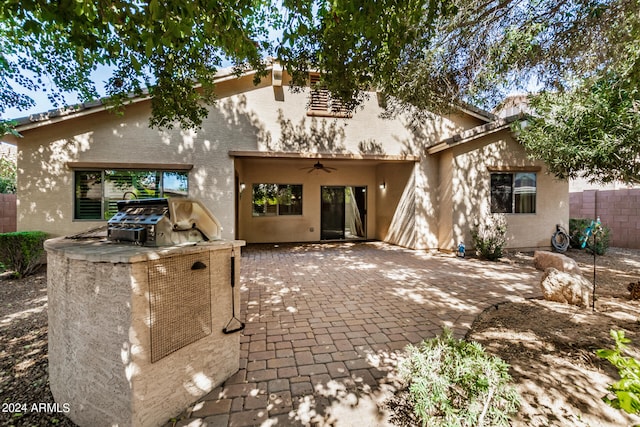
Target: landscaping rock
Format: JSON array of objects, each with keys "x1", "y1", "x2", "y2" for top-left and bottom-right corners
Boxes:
[
  {"x1": 534, "y1": 251, "x2": 581, "y2": 274},
  {"x1": 540, "y1": 267, "x2": 593, "y2": 308}
]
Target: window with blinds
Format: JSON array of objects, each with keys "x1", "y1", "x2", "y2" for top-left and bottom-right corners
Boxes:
[
  {"x1": 74, "y1": 169, "x2": 189, "y2": 220},
  {"x1": 308, "y1": 73, "x2": 351, "y2": 118}
]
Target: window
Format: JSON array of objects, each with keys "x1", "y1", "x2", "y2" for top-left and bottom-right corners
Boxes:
[
  {"x1": 252, "y1": 184, "x2": 302, "y2": 216},
  {"x1": 308, "y1": 73, "x2": 350, "y2": 117},
  {"x1": 74, "y1": 169, "x2": 189, "y2": 220},
  {"x1": 490, "y1": 172, "x2": 536, "y2": 213}
]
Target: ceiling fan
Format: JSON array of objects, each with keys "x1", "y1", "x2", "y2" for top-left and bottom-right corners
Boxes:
[{"x1": 300, "y1": 161, "x2": 337, "y2": 173}]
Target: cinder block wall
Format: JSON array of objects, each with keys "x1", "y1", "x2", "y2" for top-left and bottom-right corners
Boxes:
[
  {"x1": 0, "y1": 194, "x2": 16, "y2": 233},
  {"x1": 570, "y1": 189, "x2": 640, "y2": 249}
]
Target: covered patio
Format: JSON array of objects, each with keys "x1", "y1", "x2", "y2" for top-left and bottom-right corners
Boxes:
[{"x1": 172, "y1": 242, "x2": 541, "y2": 427}]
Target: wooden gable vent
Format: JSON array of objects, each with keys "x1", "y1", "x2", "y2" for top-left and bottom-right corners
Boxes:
[{"x1": 308, "y1": 73, "x2": 351, "y2": 118}]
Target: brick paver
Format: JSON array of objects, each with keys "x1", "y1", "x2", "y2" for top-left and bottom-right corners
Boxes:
[{"x1": 170, "y1": 242, "x2": 541, "y2": 426}]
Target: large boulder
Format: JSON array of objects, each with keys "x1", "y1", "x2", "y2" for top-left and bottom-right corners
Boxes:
[
  {"x1": 534, "y1": 251, "x2": 581, "y2": 274},
  {"x1": 540, "y1": 267, "x2": 593, "y2": 308}
]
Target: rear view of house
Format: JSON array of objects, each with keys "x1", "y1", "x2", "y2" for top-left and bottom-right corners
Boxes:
[{"x1": 4, "y1": 64, "x2": 568, "y2": 251}]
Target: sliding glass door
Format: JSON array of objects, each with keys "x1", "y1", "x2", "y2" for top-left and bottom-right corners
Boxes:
[{"x1": 320, "y1": 186, "x2": 366, "y2": 240}]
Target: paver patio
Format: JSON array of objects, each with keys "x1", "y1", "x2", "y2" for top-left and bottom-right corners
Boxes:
[{"x1": 171, "y1": 241, "x2": 542, "y2": 427}]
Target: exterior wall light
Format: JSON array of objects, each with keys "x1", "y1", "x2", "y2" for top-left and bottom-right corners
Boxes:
[{"x1": 239, "y1": 182, "x2": 246, "y2": 193}]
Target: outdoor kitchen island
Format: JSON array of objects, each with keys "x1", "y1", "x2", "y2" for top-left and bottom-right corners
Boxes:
[{"x1": 44, "y1": 236, "x2": 245, "y2": 427}]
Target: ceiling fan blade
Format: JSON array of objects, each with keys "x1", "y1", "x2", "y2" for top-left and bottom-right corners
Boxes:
[{"x1": 321, "y1": 168, "x2": 331, "y2": 173}]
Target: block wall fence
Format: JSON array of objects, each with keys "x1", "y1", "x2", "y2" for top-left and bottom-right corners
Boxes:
[
  {"x1": 570, "y1": 189, "x2": 640, "y2": 249},
  {"x1": 0, "y1": 194, "x2": 16, "y2": 233}
]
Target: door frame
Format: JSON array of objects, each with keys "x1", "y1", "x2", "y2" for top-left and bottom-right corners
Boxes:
[{"x1": 320, "y1": 185, "x2": 367, "y2": 240}]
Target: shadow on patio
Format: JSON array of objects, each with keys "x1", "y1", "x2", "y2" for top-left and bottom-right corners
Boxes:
[{"x1": 175, "y1": 241, "x2": 541, "y2": 427}]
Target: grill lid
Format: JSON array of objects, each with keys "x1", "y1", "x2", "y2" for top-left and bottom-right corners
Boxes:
[{"x1": 107, "y1": 198, "x2": 222, "y2": 246}]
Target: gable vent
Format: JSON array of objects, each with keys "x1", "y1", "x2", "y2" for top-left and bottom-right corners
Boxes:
[{"x1": 308, "y1": 73, "x2": 350, "y2": 118}]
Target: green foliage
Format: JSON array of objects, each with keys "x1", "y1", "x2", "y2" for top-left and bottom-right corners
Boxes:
[
  {"x1": 470, "y1": 215, "x2": 508, "y2": 261},
  {"x1": 3, "y1": 0, "x2": 638, "y2": 136},
  {"x1": 517, "y1": 64, "x2": 640, "y2": 184},
  {"x1": 596, "y1": 330, "x2": 640, "y2": 415},
  {"x1": 0, "y1": 157, "x2": 16, "y2": 194},
  {"x1": 1, "y1": 0, "x2": 279, "y2": 130},
  {"x1": 0, "y1": 231, "x2": 48, "y2": 278},
  {"x1": 569, "y1": 218, "x2": 611, "y2": 255},
  {"x1": 400, "y1": 329, "x2": 520, "y2": 427},
  {"x1": 280, "y1": 0, "x2": 639, "y2": 119}
]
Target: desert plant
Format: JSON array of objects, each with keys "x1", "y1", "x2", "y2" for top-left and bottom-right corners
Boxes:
[
  {"x1": 0, "y1": 231, "x2": 48, "y2": 278},
  {"x1": 596, "y1": 330, "x2": 640, "y2": 415},
  {"x1": 470, "y1": 214, "x2": 508, "y2": 261},
  {"x1": 398, "y1": 329, "x2": 520, "y2": 427},
  {"x1": 569, "y1": 218, "x2": 611, "y2": 255}
]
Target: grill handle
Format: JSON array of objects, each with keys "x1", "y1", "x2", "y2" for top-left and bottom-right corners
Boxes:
[{"x1": 191, "y1": 261, "x2": 207, "y2": 270}]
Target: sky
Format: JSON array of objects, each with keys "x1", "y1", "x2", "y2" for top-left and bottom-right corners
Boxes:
[
  {"x1": 4, "y1": 65, "x2": 114, "y2": 120},
  {"x1": 4, "y1": 21, "x2": 281, "y2": 120}
]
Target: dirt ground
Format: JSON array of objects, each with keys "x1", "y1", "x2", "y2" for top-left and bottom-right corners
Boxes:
[
  {"x1": 0, "y1": 268, "x2": 69, "y2": 427},
  {"x1": 466, "y1": 247, "x2": 640, "y2": 427},
  {"x1": 1, "y1": 248, "x2": 640, "y2": 426}
]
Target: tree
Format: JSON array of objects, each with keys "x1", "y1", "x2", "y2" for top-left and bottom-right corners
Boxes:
[
  {"x1": 1, "y1": 0, "x2": 280, "y2": 132},
  {"x1": 0, "y1": 157, "x2": 16, "y2": 194},
  {"x1": 278, "y1": 0, "x2": 639, "y2": 116},
  {"x1": 516, "y1": 68, "x2": 640, "y2": 184},
  {"x1": 514, "y1": 3, "x2": 640, "y2": 185},
  {"x1": 3, "y1": 0, "x2": 640, "y2": 184}
]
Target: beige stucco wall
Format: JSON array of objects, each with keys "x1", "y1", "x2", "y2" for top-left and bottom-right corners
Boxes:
[
  {"x1": 438, "y1": 130, "x2": 569, "y2": 251},
  {"x1": 12, "y1": 71, "x2": 485, "y2": 243},
  {"x1": 438, "y1": 151, "x2": 454, "y2": 249},
  {"x1": 46, "y1": 239, "x2": 241, "y2": 426},
  {"x1": 239, "y1": 158, "x2": 373, "y2": 242},
  {"x1": 13, "y1": 99, "x2": 243, "y2": 239},
  {"x1": 376, "y1": 163, "x2": 417, "y2": 247}
]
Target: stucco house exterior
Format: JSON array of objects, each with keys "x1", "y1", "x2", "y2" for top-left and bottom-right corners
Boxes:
[{"x1": 4, "y1": 64, "x2": 568, "y2": 251}]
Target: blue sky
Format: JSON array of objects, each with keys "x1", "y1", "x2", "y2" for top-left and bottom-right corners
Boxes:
[
  {"x1": 4, "y1": 65, "x2": 114, "y2": 119},
  {"x1": 4, "y1": 15, "x2": 283, "y2": 120}
]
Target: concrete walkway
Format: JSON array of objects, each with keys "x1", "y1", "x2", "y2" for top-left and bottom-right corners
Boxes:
[{"x1": 171, "y1": 242, "x2": 541, "y2": 427}]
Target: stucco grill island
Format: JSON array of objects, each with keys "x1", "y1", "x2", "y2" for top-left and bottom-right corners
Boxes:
[{"x1": 44, "y1": 198, "x2": 245, "y2": 427}]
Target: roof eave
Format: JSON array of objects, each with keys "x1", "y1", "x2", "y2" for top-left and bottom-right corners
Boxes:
[
  {"x1": 427, "y1": 114, "x2": 523, "y2": 155},
  {"x1": 454, "y1": 102, "x2": 496, "y2": 122},
  {"x1": 9, "y1": 66, "x2": 267, "y2": 132}
]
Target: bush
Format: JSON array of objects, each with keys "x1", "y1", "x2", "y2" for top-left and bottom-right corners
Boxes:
[
  {"x1": 470, "y1": 215, "x2": 507, "y2": 261},
  {"x1": 0, "y1": 231, "x2": 48, "y2": 278},
  {"x1": 0, "y1": 157, "x2": 16, "y2": 194},
  {"x1": 398, "y1": 329, "x2": 520, "y2": 427},
  {"x1": 569, "y1": 218, "x2": 611, "y2": 255},
  {"x1": 596, "y1": 330, "x2": 640, "y2": 415}
]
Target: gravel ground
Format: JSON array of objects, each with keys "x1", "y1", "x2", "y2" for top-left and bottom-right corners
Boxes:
[{"x1": 467, "y1": 247, "x2": 640, "y2": 426}]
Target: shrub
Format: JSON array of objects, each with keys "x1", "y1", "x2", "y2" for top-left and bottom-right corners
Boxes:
[
  {"x1": 596, "y1": 330, "x2": 640, "y2": 415},
  {"x1": 0, "y1": 231, "x2": 48, "y2": 278},
  {"x1": 398, "y1": 329, "x2": 520, "y2": 427},
  {"x1": 569, "y1": 218, "x2": 611, "y2": 255},
  {"x1": 0, "y1": 157, "x2": 16, "y2": 194},
  {"x1": 470, "y1": 214, "x2": 507, "y2": 261}
]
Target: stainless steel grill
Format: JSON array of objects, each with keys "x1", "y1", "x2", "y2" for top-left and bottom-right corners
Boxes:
[{"x1": 107, "y1": 198, "x2": 222, "y2": 246}]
